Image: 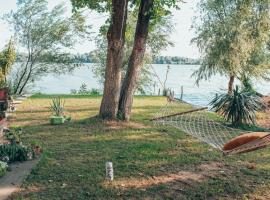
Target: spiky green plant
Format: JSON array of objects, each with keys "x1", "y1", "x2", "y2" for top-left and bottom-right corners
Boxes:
[
  {"x1": 210, "y1": 86, "x2": 263, "y2": 126},
  {"x1": 50, "y1": 97, "x2": 65, "y2": 116}
]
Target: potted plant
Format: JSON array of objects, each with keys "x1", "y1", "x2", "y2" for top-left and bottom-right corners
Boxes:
[{"x1": 50, "y1": 97, "x2": 66, "y2": 125}]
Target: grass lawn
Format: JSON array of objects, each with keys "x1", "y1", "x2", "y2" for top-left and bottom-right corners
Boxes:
[{"x1": 8, "y1": 95, "x2": 270, "y2": 200}]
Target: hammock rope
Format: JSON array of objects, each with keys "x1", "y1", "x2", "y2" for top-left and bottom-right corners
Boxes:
[{"x1": 152, "y1": 100, "x2": 270, "y2": 155}]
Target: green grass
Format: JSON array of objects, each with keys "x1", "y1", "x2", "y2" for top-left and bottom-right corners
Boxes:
[{"x1": 8, "y1": 96, "x2": 270, "y2": 200}]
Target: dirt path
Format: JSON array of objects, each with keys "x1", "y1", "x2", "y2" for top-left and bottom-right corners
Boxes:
[{"x1": 0, "y1": 159, "x2": 39, "y2": 200}]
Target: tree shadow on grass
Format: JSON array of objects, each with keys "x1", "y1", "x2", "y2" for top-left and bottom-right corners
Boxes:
[{"x1": 8, "y1": 116, "x2": 270, "y2": 200}]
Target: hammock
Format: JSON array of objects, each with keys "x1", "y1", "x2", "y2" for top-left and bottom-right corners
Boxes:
[{"x1": 152, "y1": 99, "x2": 270, "y2": 155}]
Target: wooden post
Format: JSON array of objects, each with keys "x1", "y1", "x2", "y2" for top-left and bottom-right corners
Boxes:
[{"x1": 180, "y1": 86, "x2": 183, "y2": 100}]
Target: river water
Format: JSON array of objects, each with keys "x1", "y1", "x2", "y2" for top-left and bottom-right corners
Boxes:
[{"x1": 34, "y1": 64, "x2": 270, "y2": 107}]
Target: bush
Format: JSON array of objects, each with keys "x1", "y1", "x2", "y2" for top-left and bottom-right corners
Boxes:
[
  {"x1": 0, "y1": 144, "x2": 32, "y2": 162},
  {"x1": 210, "y1": 86, "x2": 263, "y2": 125},
  {"x1": 4, "y1": 128, "x2": 22, "y2": 144},
  {"x1": 0, "y1": 161, "x2": 8, "y2": 177},
  {"x1": 89, "y1": 88, "x2": 100, "y2": 95},
  {"x1": 70, "y1": 84, "x2": 100, "y2": 95}
]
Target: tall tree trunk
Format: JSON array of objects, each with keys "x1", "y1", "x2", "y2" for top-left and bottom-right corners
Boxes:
[
  {"x1": 118, "y1": 0, "x2": 153, "y2": 121},
  {"x1": 228, "y1": 75, "x2": 235, "y2": 94},
  {"x1": 99, "y1": 0, "x2": 128, "y2": 120}
]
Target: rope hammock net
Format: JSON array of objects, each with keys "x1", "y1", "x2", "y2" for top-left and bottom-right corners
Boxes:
[{"x1": 152, "y1": 99, "x2": 270, "y2": 155}]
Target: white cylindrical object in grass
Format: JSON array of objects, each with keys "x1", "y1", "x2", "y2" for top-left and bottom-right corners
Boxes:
[{"x1": 106, "y1": 162, "x2": 114, "y2": 181}]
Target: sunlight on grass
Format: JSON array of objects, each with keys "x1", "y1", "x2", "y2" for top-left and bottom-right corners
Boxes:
[{"x1": 7, "y1": 96, "x2": 270, "y2": 200}]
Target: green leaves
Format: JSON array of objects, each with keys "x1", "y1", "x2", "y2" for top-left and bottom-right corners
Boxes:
[
  {"x1": 210, "y1": 86, "x2": 263, "y2": 125},
  {"x1": 4, "y1": 0, "x2": 92, "y2": 94},
  {"x1": 50, "y1": 97, "x2": 65, "y2": 117},
  {"x1": 0, "y1": 161, "x2": 8, "y2": 177},
  {"x1": 0, "y1": 144, "x2": 30, "y2": 162},
  {"x1": 193, "y1": 0, "x2": 270, "y2": 89},
  {"x1": 71, "y1": 0, "x2": 111, "y2": 12},
  {"x1": 0, "y1": 39, "x2": 16, "y2": 86}
]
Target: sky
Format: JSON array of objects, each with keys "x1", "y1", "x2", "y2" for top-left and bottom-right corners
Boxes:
[{"x1": 0, "y1": 0, "x2": 200, "y2": 59}]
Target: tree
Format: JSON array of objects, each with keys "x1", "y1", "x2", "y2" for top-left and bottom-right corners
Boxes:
[
  {"x1": 72, "y1": 0, "x2": 128, "y2": 120},
  {"x1": 91, "y1": 12, "x2": 174, "y2": 95},
  {"x1": 72, "y1": 0, "x2": 181, "y2": 121},
  {"x1": 5, "y1": 0, "x2": 91, "y2": 95},
  {"x1": 0, "y1": 39, "x2": 16, "y2": 87},
  {"x1": 118, "y1": 0, "x2": 181, "y2": 121},
  {"x1": 192, "y1": 0, "x2": 270, "y2": 94}
]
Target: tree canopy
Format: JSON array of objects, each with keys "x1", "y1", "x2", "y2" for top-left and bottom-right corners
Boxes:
[
  {"x1": 0, "y1": 39, "x2": 16, "y2": 86},
  {"x1": 92, "y1": 11, "x2": 174, "y2": 94},
  {"x1": 71, "y1": 0, "x2": 182, "y2": 120},
  {"x1": 192, "y1": 0, "x2": 270, "y2": 93},
  {"x1": 5, "y1": 0, "x2": 92, "y2": 94}
]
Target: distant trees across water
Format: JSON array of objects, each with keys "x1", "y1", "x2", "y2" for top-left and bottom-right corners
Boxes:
[
  {"x1": 152, "y1": 56, "x2": 200, "y2": 65},
  {"x1": 16, "y1": 53, "x2": 200, "y2": 65}
]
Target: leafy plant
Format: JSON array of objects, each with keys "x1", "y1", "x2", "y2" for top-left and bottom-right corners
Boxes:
[
  {"x1": 0, "y1": 144, "x2": 32, "y2": 162},
  {"x1": 89, "y1": 89, "x2": 100, "y2": 95},
  {"x1": 0, "y1": 39, "x2": 16, "y2": 87},
  {"x1": 71, "y1": 85, "x2": 100, "y2": 95},
  {"x1": 210, "y1": 86, "x2": 263, "y2": 125},
  {"x1": 0, "y1": 161, "x2": 8, "y2": 177},
  {"x1": 4, "y1": 128, "x2": 22, "y2": 144},
  {"x1": 50, "y1": 97, "x2": 65, "y2": 116},
  {"x1": 240, "y1": 75, "x2": 256, "y2": 93},
  {"x1": 4, "y1": 0, "x2": 91, "y2": 95},
  {"x1": 79, "y1": 83, "x2": 88, "y2": 94}
]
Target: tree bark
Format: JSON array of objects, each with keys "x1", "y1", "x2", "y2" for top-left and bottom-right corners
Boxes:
[
  {"x1": 118, "y1": 0, "x2": 153, "y2": 121},
  {"x1": 228, "y1": 75, "x2": 235, "y2": 94},
  {"x1": 99, "y1": 0, "x2": 128, "y2": 120}
]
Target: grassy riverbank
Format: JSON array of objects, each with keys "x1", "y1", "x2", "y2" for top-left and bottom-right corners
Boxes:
[{"x1": 8, "y1": 96, "x2": 270, "y2": 199}]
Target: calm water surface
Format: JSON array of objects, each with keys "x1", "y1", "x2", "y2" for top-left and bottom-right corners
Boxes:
[{"x1": 34, "y1": 64, "x2": 270, "y2": 107}]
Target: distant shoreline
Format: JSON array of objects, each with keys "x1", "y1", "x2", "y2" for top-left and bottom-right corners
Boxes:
[{"x1": 14, "y1": 62, "x2": 201, "y2": 66}]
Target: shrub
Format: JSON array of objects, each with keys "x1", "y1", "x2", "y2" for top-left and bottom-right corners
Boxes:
[
  {"x1": 89, "y1": 88, "x2": 100, "y2": 95},
  {"x1": 210, "y1": 86, "x2": 263, "y2": 125},
  {"x1": 50, "y1": 97, "x2": 65, "y2": 116},
  {"x1": 0, "y1": 161, "x2": 8, "y2": 177},
  {"x1": 4, "y1": 128, "x2": 22, "y2": 144},
  {"x1": 0, "y1": 144, "x2": 32, "y2": 162}
]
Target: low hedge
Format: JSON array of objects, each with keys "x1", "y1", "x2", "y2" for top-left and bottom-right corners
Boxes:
[{"x1": 0, "y1": 144, "x2": 32, "y2": 162}]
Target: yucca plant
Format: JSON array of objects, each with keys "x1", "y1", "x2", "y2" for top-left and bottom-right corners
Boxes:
[
  {"x1": 50, "y1": 97, "x2": 65, "y2": 116},
  {"x1": 210, "y1": 86, "x2": 263, "y2": 126}
]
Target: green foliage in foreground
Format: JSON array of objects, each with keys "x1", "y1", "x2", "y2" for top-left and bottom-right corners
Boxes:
[
  {"x1": 9, "y1": 96, "x2": 270, "y2": 199},
  {"x1": 4, "y1": 128, "x2": 23, "y2": 145},
  {"x1": 0, "y1": 161, "x2": 8, "y2": 177},
  {"x1": 210, "y1": 86, "x2": 263, "y2": 125},
  {"x1": 0, "y1": 144, "x2": 31, "y2": 162}
]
